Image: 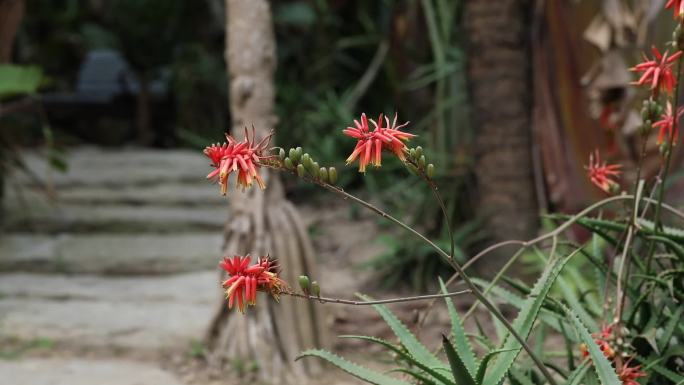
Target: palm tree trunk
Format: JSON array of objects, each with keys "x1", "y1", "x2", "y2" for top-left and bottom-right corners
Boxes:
[
  {"x1": 0, "y1": 0, "x2": 24, "y2": 63},
  {"x1": 464, "y1": 0, "x2": 538, "y2": 262},
  {"x1": 205, "y1": 1, "x2": 328, "y2": 382}
]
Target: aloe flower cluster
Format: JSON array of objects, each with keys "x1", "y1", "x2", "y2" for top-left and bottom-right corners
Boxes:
[
  {"x1": 343, "y1": 113, "x2": 414, "y2": 172},
  {"x1": 587, "y1": 2, "x2": 684, "y2": 193},
  {"x1": 630, "y1": 47, "x2": 682, "y2": 96},
  {"x1": 220, "y1": 255, "x2": 285, "y2": 313},
  {"x1": 585, "y1": 150, "x2": 621, "y2": 193},
  {"x1": 205, "y1": 113, "x2": 416, "y2": 310},
  {"x1": 666, "y1": 0, "x2": 684, "y2": 18},
  {"x1": 579, "y1": 325, "x2": 646, "y2": 385},
  {"x1": 203, "y1": 128, "x2": 272, "y2": 195}
]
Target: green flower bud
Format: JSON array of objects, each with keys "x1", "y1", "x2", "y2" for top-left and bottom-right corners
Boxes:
[
  {"x1": 311, "y1": 281, "x2": 320, "y2": 297},
  {"x1": 640, "y1": 120, "x2": 652, "y2": 137},
  {"x1": 289, "y1": 148, "x2": 297, "y2": 162},
  {"x1": 608, "y1": 183, "x2": 621, "y2": 195},
  {"x1": 418, "y1": 155, "x2": 426, "y2": 168},
  {"x1": 311, "y1": 161, "x2": 319, "y2": 173},
  {"x1": 297, "y1": 164, "x2": 306, "y2": 177},
  {"x1": 279, "y1": 148, "x2": 286, "y2": 160},
  {"x1": 318, "y1": 167, "x2": 328, "y2": 182},
  {"x1": 328, "y1": 167, "x2": 338, "y2": 184},
  {"x1": 427, "y1": 164, "x2": 435, "y2": 178},
  {"x1": 302, "y1": 154, "x2": 312, "y2": 169},
  {"x1": 298, "y1": 275, "x2": 311, "y2": 294},
  {"x1": 654, "y1": 103, "x2": 663, "y2": 117},
  {"x1": 406, "y1": 163, "x2": 419, "y2": 176},
  {"x1": 409, "y1": 148, "x2": 416, "y2": 159},
  {"x1": 660, "y1": 142, "x2": 671, "y2": 157},
  {"x1": 284, "y1": 157, "x2": 294, "y2": 169},
  {"x1": 415, "y1": 146, "x2": 423, "y2": 159}
]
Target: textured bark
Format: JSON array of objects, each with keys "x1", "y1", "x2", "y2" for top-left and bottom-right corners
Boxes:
[
  {"x1": 0, "y1": 0, "x2": 23, "y2": 63},
  {"x1": 205, "y1": 1, "x2": 328, "y2": 382},
  {"x1": 465, "y1": 0, "x2": 538, "y2": 257}
]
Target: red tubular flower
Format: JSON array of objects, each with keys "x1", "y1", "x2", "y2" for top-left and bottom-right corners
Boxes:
[
  {"x1": 579, "y1": 325, "x2": 616, "y2": 359},
  {"x1": 631, "y1": 46, "x2": 683, "y2": 95},
  {"x1": 203, "y1": 128, "x2": 272, "y2": 195},
  {"x1": 220, "y1": 255, "x2": 286, "y2": 313},
  {"x1": 666, "y1": 0, "x2": 684, "y2": 18},
  {"x1": 618, "y1": 360, "x2": 647, "y2": 385},
  {"x1": 652, "y1": 102, "x2": 683, "y2": 144},
  {"x1": 585, "y1": 150, "x2": 622, "y2": 193},
  {"x1": 343, "y1": 113, "x2": 415, "y2": 172}
]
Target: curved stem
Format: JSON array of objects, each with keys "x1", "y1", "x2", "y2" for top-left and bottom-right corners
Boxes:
[
  {"x1": 648, "y1": 53, "x2": 683, "y2": 272},
  {"x1": 282, "y1": 289, "x2": 470, "y2": 305},
  {"x1": 266, "y1": 164, "x2": 558, "y2": 385},
  {"x1": 404, "y1": 157, "x2": 456, "y2": 263},
  {"x1": 262, "y1": 161, "x2": 682, "y2": 385}
]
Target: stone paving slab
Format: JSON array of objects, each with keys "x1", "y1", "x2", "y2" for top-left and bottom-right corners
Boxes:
[
  {"x1": 3, "y1": 204, "x2": 226, "y2": 233},
  {"x1": 0, "y1": 298, "x2": 214, "y2": 352},
  {"x1": 4, "y1": 183, "x2": 225, "y2": 207},
  {"x1": 0, "y1": 359, "x2": 186, "y2": 385},
  {"x1": 0, "y1": 234, "x2": 223, "y2": 274},
  {"x1": 10, "y1": 147, "x2": 212, "y2": 187},
  {"x1": 0, "y1": 271, "x2": 219, "y2": 303}
]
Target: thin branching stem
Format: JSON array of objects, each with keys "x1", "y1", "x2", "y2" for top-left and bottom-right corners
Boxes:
[
  {"x1": 262, "y1": 163, "x2": 559, "y2": 385},
  {"x1": 647, "y1": 52, "x2": 683, "y2": 273},
  {"x1": 282, "y1": 289, "x2": 471, "y2": 305}
]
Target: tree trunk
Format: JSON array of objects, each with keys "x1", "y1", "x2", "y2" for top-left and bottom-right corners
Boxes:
[
  {"x1": 136, "y1": 72, "x2": 152, "y2": 145},
  {"x1": 464, "y1": 0, "x2": 538, "y2": 263},
  {"x1": 205, "y1": 1, "x2": 328, "y2": 382},
  {"x1": 0, "y1": 0, "x2": 24, "y2": 63},
  {"x1": 0, "y1": 0, "x2": 25, "y2": 223}
]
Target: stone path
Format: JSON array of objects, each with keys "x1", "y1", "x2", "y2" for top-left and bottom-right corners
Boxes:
[{"x1": 0, "y1": 147, "x2": 227, "y2": 384}]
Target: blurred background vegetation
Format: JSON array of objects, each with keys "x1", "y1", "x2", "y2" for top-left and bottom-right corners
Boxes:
[
  {"x1": 2, "y1": 0, "x2": 478, "y2": 290},
  {"x1": 3, "y1": 0, "x2": 682, "y2": 291}
]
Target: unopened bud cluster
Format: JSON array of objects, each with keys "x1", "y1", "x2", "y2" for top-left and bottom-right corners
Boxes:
[
  {"x1": 405, "y1": 146, "x2": 435, "y2": 179},
  {"x1": 298, "y1": 275, "x2": 321, "y2": 298},
  {"x1": 674, "y1": 23, "x2": 684, "y2": 51},
  {"x1": 640, "y1": 99, "x2": 662, "y2": 136},
  {"x1": 279, "y1": 147, "x2": 338, "y2": 184}
]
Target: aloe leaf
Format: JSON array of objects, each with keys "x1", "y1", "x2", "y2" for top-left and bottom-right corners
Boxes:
[
  {"x1": 657, "y1": 306, "x2": 683, "y2": 353},
  {"x1": 390, "y1": 368, "x2": 440, "y2": 385},
  {"x1": 443, "y1": 335, "x2": 476, "y2": 385},
  {"x1": 556, "y1": 276, "x2": 599, "y2": 331},
  {"x1": 510, "y1": 368, "x2": 536, "y2": 385},
  {"x1": 483, "y1": 250, "x2": 579, "y2": 385},
  {"x1": 297, "y1": 349, "x2": 410, "y2": 385},
  {"x1": 565, "y1": 361, "x2": 590, "y2": 385},
  {"x1": 440, "y1": 278, "x2": 478, "y2": 376},
  {"x1": 475, "y1": 348, "x2": 518, "y2": 385},
  {"x1": 341, "y1": 335, "x2": 455, "y2": 385},
  {"x1": 647, "y1": 235, "x2": 684, "y2": 262},
  {"x1": 563, "y1": 305, "x2": 621, "y2": 385},
  {"x1": 358, "y1": 294, "x2": 446, "y2": 370},
  {"x1": 640, "y1": 354, "x2": 684, "y2": 383}
]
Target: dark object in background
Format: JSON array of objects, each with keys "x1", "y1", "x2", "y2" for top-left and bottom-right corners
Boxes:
[{"x1": 42, "y1": 49, "x2": 174, "y2": 146}]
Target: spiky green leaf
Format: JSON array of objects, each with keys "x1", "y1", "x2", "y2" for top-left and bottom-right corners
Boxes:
[
  {"x1": 565, "y1": 361, "x2": 590, "y2": 385},
  {"x1": 297, "y1": 349, "x2": 410, "y2": 385},
  {"x1": 440, "y1": 278, "x2": 477, "y2": 376},
  {"x1": 443, "y1": 335, "x2": 476, "y2": 385},
  {"x1": 563, "y1": 305, "x2": 621, "y2": 385},
  {"x1": 358, "y1": 294, "x2": 446, "y2": 371},
  {"x1": 340, "y1": 335, "x2": 454, "y2": 385},
  {"x1": 483, "y1": 250, "x2": 578, "y2": 385},
  {"x1": 475, "y1": 348, "x2": 518, "y2": 385}
]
